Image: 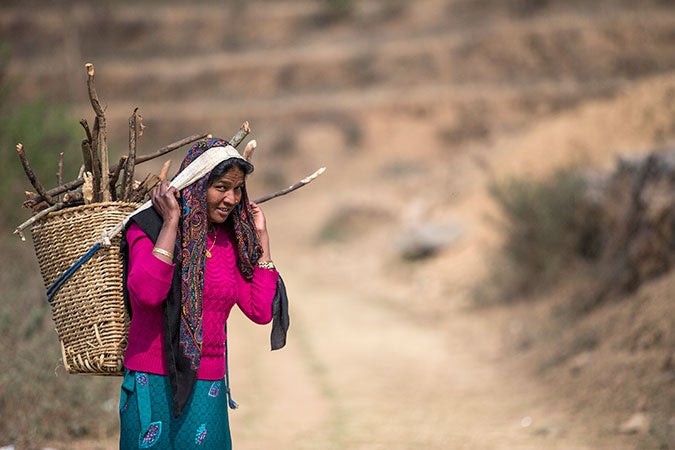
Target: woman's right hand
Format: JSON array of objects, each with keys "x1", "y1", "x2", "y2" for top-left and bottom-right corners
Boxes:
[{"x1": 150, "y1": 181, "x2": 181, "y2": 225}]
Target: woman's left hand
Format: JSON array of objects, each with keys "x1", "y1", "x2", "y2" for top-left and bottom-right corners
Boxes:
[
  {"x1": 249, "y1": 201, "x2": 267, "y2": 234},
  {"x1": 250, "y1": 201, "x2": 272, "y2": 261}
]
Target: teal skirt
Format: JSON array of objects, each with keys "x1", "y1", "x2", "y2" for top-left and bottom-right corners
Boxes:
[{"x1": 119, "y1": 370, "x2": 232, "y2": 449}]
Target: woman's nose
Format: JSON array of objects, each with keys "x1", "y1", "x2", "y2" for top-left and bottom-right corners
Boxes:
[{"x1": 222, "y1": 190, "x2": 236, "y2": 205}]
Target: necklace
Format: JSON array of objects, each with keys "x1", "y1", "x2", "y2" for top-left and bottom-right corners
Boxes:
[{"x1": 206, "y1": 225, "x2": 217, "y2": 258}]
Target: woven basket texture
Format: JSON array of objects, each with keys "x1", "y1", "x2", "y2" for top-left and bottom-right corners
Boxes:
[{"x1": 31, "y1": 202, "x2": 139, "y2": 376}]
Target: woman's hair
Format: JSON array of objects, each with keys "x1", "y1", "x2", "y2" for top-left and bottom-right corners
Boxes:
[{"x1": 207, "y1": 158, "x2": 254, "y2": 186}]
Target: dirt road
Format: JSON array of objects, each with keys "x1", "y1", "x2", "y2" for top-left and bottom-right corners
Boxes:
[{"x1": 224, "y1": 262, "x2": 609, "y2": 449}]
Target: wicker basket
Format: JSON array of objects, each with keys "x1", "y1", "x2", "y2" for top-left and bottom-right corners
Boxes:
[{"x1": 31, "y1": 202, "x2": 139, "y2": 376}]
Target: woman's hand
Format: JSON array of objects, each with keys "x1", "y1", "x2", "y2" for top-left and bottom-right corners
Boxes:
[
  {"x1": 249, "y1": 201, "x2": 272, "y2": 261},
  {"x1": 150, "y1": 181, "x2": 181, "y2": 263},
  {"x1": 151, "y1": 181, "x2": 181, "y2": 225}
]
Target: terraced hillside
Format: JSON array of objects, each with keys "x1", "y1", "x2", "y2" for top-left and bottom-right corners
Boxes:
[
  {"x1": 5, "y1": 0, "x2": 675, "y2": 146},
  {"x1": 2, "y1": 0, "x2": 675, "y2": 448}
]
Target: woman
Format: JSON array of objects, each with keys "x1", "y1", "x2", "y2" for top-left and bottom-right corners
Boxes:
[{"x1": 119, "y1": 138, "x2": 287, "y2": 449}]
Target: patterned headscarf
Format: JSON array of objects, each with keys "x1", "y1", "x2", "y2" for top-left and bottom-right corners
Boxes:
[{"x1": 173, "y1": 137, "x2": 262, "y2": 372}]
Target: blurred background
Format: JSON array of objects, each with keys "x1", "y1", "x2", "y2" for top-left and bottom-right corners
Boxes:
[{"x1": 1, "y1": 0, "x2": 674, "y2": 449}]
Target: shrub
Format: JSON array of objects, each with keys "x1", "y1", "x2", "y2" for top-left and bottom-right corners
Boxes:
[
  {"x1": 322, "y1": 0, "x2": 354, "y2": 17},
  {"x1": 483, "y1": 168, "x2": 593, "y2": 301}
]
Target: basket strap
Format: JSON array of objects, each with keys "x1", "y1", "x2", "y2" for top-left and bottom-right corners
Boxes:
[
  {"x1": 46, "y1": 243, "x2": 101, "y2": 302},
  {"x1": 225, "y1": 333, "x2": 238, "y2": 410}
]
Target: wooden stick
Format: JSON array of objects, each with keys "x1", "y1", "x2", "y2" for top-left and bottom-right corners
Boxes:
[
  {"x1": 23, "y1": 133, "x2": 208, "y2": 208},
  {"x1": 243, "y1": 140, "x2": 256, "y2": 161},
  {"x1": 56, "y1": 152, "x2": 64, "y2": 202},
  {"x1": 79, "y1": 118, "x2": 93, "y2": 147},
  {"x1": 56, "y1": 152, "x2": 64, "y2": 186},
  {"x1": 85, "y1": 63, "x2": 111, "y2": 202},
  {"x1": 27, "y1": 201, "x2": 50, "y2": 212},
  {"x1": 80, "y1": 139, "x2": 95, "y2": 182},
  {"x1": 129, "y1": 173, "x2": 161, "y2": 203},
  {"x1": 122, "y1": 108, "x2": 140, "y2": 200},
  {"x1": 82, "y1": 171, "x2": 94, "y2": 204},
  {"x1": 16, "y1": 143, "x2": 54, "y2": 205},
  {"x1": 13, "y1": 202, "x2": 65, "y2": 241},
  {"x1": 254, "y1": 167, "x2": 326, "y2": 204},
  {"x1": 229, "y1": 121, "x2": 250, "y2": 148},
  {"x1": 23, "y1": 191, "x2": 47, "y2": 211},
  {"x1": 135, "y1": 133, "x2": 208, "y2": 165},
  {"x1": 109, "y1": 155, "x2": 127, "y2": 201},
  {"x1": 91, "y1": 115, "x2": 100, "y2": 173},
  {"x1": 63, "y1": 189, "x2": 83, "y2": 204},
  {"x1": 23, "y1": 177, "x2": 83, "y2": 208},
  {"x1": 159, "y1": 160, "x2": 172, "y2": 181},
  {"x1": 89, "y1": 115, "x2": 102, "y2": 202}
]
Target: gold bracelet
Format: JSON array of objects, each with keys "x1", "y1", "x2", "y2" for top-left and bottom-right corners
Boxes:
[
  {"x1": 256, "y1": 260, "x2": 275, "y2": 270},
  {"x1": 152, "y1": 247, "x2": 173, "y2": 260}
]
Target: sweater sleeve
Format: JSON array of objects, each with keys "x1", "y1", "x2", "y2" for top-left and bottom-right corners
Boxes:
[
  {"x1": 126, "y1": 222, "x2": 175, "y2": 308},
  {"x1": 236, "y1": 266, "x2": 279, "y2": 324}
]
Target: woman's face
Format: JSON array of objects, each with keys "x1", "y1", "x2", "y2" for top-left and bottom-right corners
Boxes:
[{"x1": 206, "y1": 166, "x2": 245, "y2": 224}]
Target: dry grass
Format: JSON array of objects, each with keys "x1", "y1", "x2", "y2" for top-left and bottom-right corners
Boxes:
[{"x1": 0, "y1": 236, "x2": 120, "y2": 448}]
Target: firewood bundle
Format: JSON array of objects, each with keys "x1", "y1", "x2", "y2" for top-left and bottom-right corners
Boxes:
[
  {"x1": 11, "y1": 63, "x2": 325, "y2": 376},
  {"x1": 14, "y1": 62, "x2": 326, "y2": 239}
]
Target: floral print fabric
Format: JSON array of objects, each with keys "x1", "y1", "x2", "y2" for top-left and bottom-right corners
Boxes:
[{"x1": 119, "y1": 370, "x2": 232, "y2": 449}]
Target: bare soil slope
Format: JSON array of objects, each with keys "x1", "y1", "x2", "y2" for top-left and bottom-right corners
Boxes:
[{"x1": 2, "y1": 0, "x2": 674, "y2": 448}]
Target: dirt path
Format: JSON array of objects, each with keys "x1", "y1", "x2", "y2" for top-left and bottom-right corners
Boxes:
[{"x1": 224, "y1": 264, "x2": 618, "y2": 450}]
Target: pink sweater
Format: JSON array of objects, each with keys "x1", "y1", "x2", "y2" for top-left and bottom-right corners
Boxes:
[{"x1": 124, "y1": 223, "x2": 279, "y2": 380}]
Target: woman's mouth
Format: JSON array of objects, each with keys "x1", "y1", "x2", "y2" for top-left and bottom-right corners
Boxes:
[{"x1": 216, "y1": 207, "x2": 232, "y2": 217}]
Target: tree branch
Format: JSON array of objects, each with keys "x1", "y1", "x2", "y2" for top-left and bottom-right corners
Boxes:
[
  {"x1": 14, "y1": 202, "x2": 65, "y2": 240},
  {"x1": 80, "y1": 139, "x2": 95, "y2": 185},
  {"x1": 122, "y1": 107, "x2": 140, "y2": 200},
  {"x1": 56, "y1": 152, "x2": 64, "y2": 202},
  {"x1": 243, "y1": 140, "x2": 256, "y2": 161},
  {"x1": 23, "y1": 133, "x2": 208, "y2": 208},
  {"x1": 159, "y1": 159, "x2": 172, "y2": 181},
  {"x1": 56, "y1": 152, "x2": 64, "y2": 186},
  {"x1": 109, "y1": 155, "x2": 127, "y2": 201},
  {"x1": 254, "y1": 167, "x2": 326, "y2": 204},
  {"x1": 79, "y1": 118, "x2": 93, "y2": 147},
  {"x1": 229, "y1": 121, "x2": 251, "y2": 148},
  {"x1": 135, "y1": 133, "x2": 208, "y2": 165},
  {"x1": 85, "y1": 62, "x2": 111, "y2": 202},
  {"x1": 16, "y1": 143, "x2": 54, "y2": 205}
]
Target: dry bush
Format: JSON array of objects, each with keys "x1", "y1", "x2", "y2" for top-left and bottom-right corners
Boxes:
[{"x1": 482, "y1": 168, "x2": 593, "y2": 302}]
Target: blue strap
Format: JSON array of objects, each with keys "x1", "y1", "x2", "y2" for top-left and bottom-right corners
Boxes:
[
  {"x1": 121, "y1": 370, "x2": 154, "y2": 439},
  {"x1": 46, "y1": 243, "x2": 101, "y2": 302},
  {"x1": 225, "y1": 341, "x2": 238, "y2": 410},
  {"x1": 120, "y1": 369, "x2": 135, "y2": 411},
  {"x1": 135, "y1": 373, "x2": 153, "y2": 433}
]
